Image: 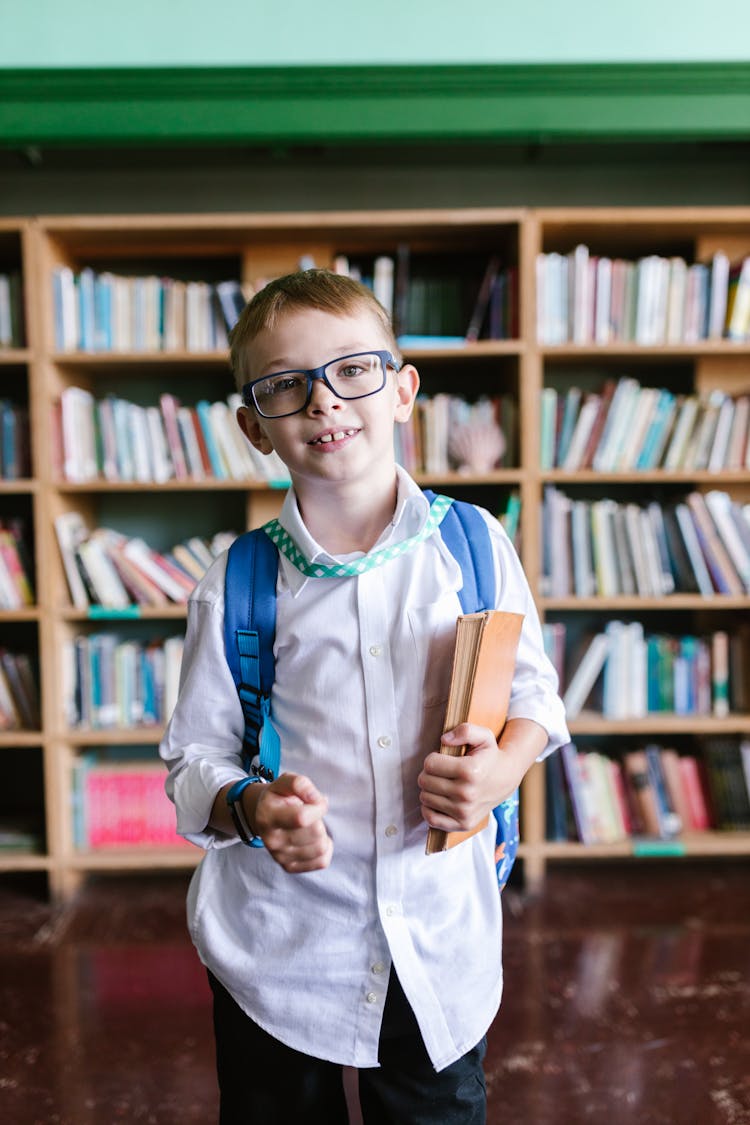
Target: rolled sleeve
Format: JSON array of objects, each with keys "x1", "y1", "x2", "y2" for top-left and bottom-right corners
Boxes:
[{"x1": 159, "y1": 559, "x2": 249, "y2": 849}]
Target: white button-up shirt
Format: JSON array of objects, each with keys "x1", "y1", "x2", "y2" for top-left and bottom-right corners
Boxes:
[{"x1": 160, "y1": 468, "x2": 568, "y2": 1071}]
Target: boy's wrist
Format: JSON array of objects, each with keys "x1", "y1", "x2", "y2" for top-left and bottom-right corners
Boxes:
[{"x1": 226, "y1": 777, "x2": 264, "y2": 847}]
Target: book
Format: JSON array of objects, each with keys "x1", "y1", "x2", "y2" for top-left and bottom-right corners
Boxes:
[
  {"x1": 544, "y1": 750, "x2": 572, "y2": 841},
  {"x1": 686, "y1": 491, "x2": 743, "y2": 595},
  {"x1": 122, "y1": 538, "x2": 193, "y2": 603},
  {"x1": 674, "y1": 502, "x2": 715, "y2": 596},
  {"x1": 425, "y1": 609, "x2": 524, "y2": 855},
  {"x1": 465, "y1": 255, "x2": 500, "y2": 342},
  {"x1": 562, "y1": 631, "x2": 610, "y2": 719},
  {"x1": 726, "y1": 257, "x2": 750, "y2": 341},
  {"x1": 73, "y1": 754, "x2": 192, "y2": 849},
  {"x1": 623, "y1": 750, "x2": 661, "y2": 836},
  {"x1": 54, "y1": 511, "x2": 92, "y2": 610},
  {"x1": 559, "y1": 741, "x2": 593, "y2": 844},
  {"x1": 644, "y1": 744, "x2": 682, "y2": 837}
]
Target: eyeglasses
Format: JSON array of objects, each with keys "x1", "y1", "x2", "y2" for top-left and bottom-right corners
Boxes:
[{"x1": 241, "y1": 350, "x2": 401, "y2": 419}]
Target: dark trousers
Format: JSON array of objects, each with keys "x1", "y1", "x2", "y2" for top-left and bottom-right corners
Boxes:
[{"x1": 208, "y1": 970, "x2": 487, "y2": 1125}]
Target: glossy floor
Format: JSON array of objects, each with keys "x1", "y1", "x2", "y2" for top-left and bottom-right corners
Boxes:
[{"x1": 1, "y1": 861, "x2": 748, "y2": 1124}]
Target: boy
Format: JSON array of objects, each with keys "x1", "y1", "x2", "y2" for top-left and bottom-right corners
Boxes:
[{"x1": 160, "y1": 269, "x2": 568, "y2": 1124}]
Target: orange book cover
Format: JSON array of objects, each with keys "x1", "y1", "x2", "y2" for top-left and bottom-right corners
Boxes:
[{"x1": 425, "y1": 609, "x2": 524, "y2": 855}]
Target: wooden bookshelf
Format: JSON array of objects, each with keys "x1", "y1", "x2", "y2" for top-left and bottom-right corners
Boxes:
[{"x1": 0, "y1": 207, "x2": 748, "y2": 899}]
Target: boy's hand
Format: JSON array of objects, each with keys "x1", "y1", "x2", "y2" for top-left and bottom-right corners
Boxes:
[
  {"x1": 251, "y1": 772, "x2": 333, "y2": 874},
  {"x1": 417, "y1": 718, "x2": 546, "y2": 834}
]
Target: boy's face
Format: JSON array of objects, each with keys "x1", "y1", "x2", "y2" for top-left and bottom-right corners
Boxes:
[{"x1": 236, "y1": 307, "x2": 419, "y2": 493}]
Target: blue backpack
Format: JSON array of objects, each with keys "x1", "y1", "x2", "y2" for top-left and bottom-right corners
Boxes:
[{"x1": 223, "y1": 491, "x2": 520, "y2": 890}]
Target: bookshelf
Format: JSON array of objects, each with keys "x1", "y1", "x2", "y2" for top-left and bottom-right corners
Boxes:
[
  {"x1": 0, "y1": 207, "x2": 748, "y2": 898},
  {"x1": 530, "y1": 208, "x2": 750, "y2": 882}
]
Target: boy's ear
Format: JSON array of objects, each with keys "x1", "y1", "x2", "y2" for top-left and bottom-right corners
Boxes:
[
  {"x1": 237, "y1": 405, "x2": 275, "y2": 455},
  {"x1": 394, "y1": 363, "x2": 420, "y2": 422}
]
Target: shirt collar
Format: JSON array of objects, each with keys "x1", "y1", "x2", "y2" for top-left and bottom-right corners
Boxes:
[{"x1": 275, "y1": 466, "x2": 431, "y2": 596}]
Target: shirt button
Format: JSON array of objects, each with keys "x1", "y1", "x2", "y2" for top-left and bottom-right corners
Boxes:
[
  {"x1": 377, "y1": 735, "x2": 392, "y2": 749},
  {"x1": 366, "y1": 992, "x2": 378, "y2": 1004},
  {"x1": 369, "y1": 645, "x2": 382, "y2": 657},
  {"x1": 372, "y1": 962, "x2": 385, "y2": 975},
  {"x1": 385, "y1": 824, "x2": 398, "y2": 837},
  {"x1": 385, "y1": 905, "x2": 398, "y2": 917}
]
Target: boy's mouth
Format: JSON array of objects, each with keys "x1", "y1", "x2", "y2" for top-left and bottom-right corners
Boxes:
[{"x1": 307, "y1": 428, "x2": 360, "y2": 446}]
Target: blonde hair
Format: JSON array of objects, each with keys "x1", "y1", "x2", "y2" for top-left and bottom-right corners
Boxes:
[{"x1": 229, "y1": 268, "x2": 400, "y2": 391}]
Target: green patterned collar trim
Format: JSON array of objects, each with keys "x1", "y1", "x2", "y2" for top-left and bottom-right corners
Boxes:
[{"x1": 264, "y1": 494, "x2": 453, "y2": 578}]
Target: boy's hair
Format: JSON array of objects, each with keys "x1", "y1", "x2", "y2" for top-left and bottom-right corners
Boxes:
[{"x1": 229, "y1": 268, "x2": 401, "y2": 392}]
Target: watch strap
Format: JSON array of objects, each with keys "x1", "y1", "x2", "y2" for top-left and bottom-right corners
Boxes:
[{"x1": 226, "y1": 777, "x2": 264, "y2": 848}]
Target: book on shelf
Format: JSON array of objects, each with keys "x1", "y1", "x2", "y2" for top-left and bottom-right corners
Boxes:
[
  {"x1": 561, "y1": 631, "x2": 610, "y2": 719},
  {"x1": 72, "y1": 751, "x2": 192, "y2": 850},
  {"x1": 465, "y1": 255, "x2": 501, "y2": 342},
  {"x1": 658, "y1": 748, "x2": 694, "y2": 833},
  {"x1": 54, "y1": 511, "x2": 92, "y2": 610},
  {"x1": 623, "y1": 750, "x2": 662, "y2": 837},
  {"x1": 555, "y1": 386, "x2": 582, "y2": 468},
  {"x1": 122, "y1": 539, "x2": 194, "y2": 603},
  {"x1": 591, "y1": 377, "x2": 640, "y2": 472},
  {"x1": 702, "y1": 490, "x2": 750, "y2": 593},
  {"x1": 673, "y1": 503, "x2": 715, "y2": 596},
  {"x1": 425, "y1": 609, "x2": 524, "y2": 855},
  {"x1": 644, "y1": 744, "x2": 683, "y2": 837},
  {"x1": 195, "y1": 400, "x2": 228, "y2": 478},
  {"x1": 159, "y1": 393, "x2": 189, "y2": 480},
  {"x1": 703, "y1": 740, "x2": 750, "y2": 830},
  {"x1": 536, "y1": 247, "x2": 750, "y2": 343},
  {"x1": 77, "y1": 533, "x2": 132, "y2": 609},
  {"x1": 685, "y1": 491, "x2": 744, "y2": 596},
  {"x1": 0, "y1": 399, "x2": 31, "y2": 480},
  {"x1": 726, "y1": 395, "x2": 749, "y2": 469},
  {"x1": 53, "y1": 266, "x2": 246, "y2": 354},
  {"x1": 544, "y1": 750, "x2": 573, "y2": 842},
  {"x1": 678, "y1": 754, "x2": 713, "y2": 830},
  {"x1": 65, "y1": 632, "x2": 183, "y2": 729},
  {"x1": 0, "y1": 524, "x2": 35, "y2": 609},
  {"x1": 0, "y1": 649, "x2": 40, "y2": 730},
  {"x1": 706, "y1": 393, "x2": 735, "y2": 472},
  {"x1": 558, "y1": 741, "x2": 593, "y2": 844},
  {"x1": 215, "y1": 279, "x2": 247, "y2": 332},
  {"x1": 561, "y1": 393, "x2": 600, "y2": 471},
  {"x1": 0, "y1": 271, "x2": 24, "y2": 348},
  {"x1": 573, "y1": 749, "x2": 629, "y2": 844},
  {"x1": 372, "y1": 255, "x2": 395, "y2": 320},
  {"x1": 726, "y1": 257, "x2": 750, "y2": 341},
  {"x1": 53, "y1": 512, "x2": 239, "y2": 609}
]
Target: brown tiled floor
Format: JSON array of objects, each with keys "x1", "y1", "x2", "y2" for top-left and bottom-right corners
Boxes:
[{"x1": 1, "y1": 861, "x2": 749, "y2": 1124}]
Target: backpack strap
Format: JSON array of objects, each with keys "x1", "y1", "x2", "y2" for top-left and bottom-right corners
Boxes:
[
  {"x1": 224, "y1": 527, "x2": 281, "y2": 783},
  {"x1": 424, "y1": 489, "x2": 520, "y2": 891},
  {"x1": 423, "y1": 489, "x2": 495, "y2": 616}
]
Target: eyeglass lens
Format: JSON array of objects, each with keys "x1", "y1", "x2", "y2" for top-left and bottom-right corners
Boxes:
[{"x1": 253, "y1": 352, "x2": 387, "y2": 417}]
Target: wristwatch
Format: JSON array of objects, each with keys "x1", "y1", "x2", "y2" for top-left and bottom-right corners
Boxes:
[{"x1": 226, "y1": 777, "x2": 264, "y2": 848}]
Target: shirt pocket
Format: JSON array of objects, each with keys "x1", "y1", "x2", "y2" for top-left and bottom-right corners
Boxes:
[{"x1": 406, "y1": 593, "x2": 461, "y2": 710}]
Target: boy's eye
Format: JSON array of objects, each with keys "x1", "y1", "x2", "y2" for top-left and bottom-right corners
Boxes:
[
  {"x1": 336, "y1": 362, "x2": 367, "y2": 379},
  {"x1": 264, "y1": 374, "x2": 305, "y2": 396}
]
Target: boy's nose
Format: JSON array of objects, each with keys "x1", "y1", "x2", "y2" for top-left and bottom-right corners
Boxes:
[{"x1": 307, "y1": 376, "x2": 342, "y2": 412}]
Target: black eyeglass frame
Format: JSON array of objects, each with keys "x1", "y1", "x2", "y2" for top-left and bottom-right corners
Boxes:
[{"x1": 241, "y1": 349, "x2": 402, "y2": 419}]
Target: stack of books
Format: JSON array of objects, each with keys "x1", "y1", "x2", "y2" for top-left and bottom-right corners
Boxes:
[
  {"x1": 72, "y1": 749, "x2": 192, "y2": 850},
  {"x1": 54, "y1": 514, "x2": 238, "y2": 610},
  {"x1": 537, "y1": 246, "x2": 750, "y2": 345},
  {"x1": 57, "y1": 386, "x2": 289, "y2": 484},
  {"x1": 540, "y1": 378, "x2": 750, "y2": 473},
  {"x1": 541, "y1": 487, "x2": 750, "y2": 599},
  {"x1": 547, "y1": 739, "x2": 750, "y2": 844}
]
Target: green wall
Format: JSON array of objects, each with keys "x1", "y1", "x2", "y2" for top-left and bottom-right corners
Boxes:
[
  {"x1": 1, "y1": 1, "x2": 747, "y2": 215},
  {"x1": 3, "y1": 0, "x2": 749, "y2": 66}
]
